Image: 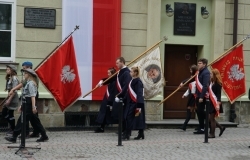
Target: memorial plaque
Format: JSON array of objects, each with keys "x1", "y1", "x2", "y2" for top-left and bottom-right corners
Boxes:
[
  {"x1": 174, "y1": 3, "x2": 196, "y2": 36},
  {"x1": 24, "y1": 8, "x2": 56, "y2": 29}
]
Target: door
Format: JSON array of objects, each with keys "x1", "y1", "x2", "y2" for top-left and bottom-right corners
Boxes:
[{"x1": 164, "y1": 45, "x2": 197, "y2": 119}]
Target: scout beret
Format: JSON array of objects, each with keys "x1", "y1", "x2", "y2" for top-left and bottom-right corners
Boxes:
[{"x1": 22, "y1": 61, "x2": 33, "y2": 67}]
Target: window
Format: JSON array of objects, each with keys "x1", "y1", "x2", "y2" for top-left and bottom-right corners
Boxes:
[{"x1": 0, "y1": 0, "x2": 16, "y2": 61}]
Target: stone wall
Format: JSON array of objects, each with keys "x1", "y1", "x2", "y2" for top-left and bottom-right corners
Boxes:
[
  {"x1": 225, "y1": 0, "x2": 250, "y2": 93},
  {"x1": 215, "y1": 101, "x2": 250, "y2": 125},
  {"x1": 145, "y1": 101, "x2": 161, "y2": 121},
  {"x1": 15, "y1": 0, "x2": 62, "y2": 64},
  {"x1": 121, "y1": 0, "x2": 148, "y2": 63},
  {"x1": 223, "y1": 0, "x2": 250, "y2": 124},
  {"x1": 7, "y1": 98, "x2": 161, "y2": 128}
]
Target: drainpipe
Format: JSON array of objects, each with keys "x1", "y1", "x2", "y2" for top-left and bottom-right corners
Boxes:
[{"x1": 229, "y1": 0, "x2": 238, "y2": 122}]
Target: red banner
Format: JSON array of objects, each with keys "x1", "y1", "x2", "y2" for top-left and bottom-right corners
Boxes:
[
  {"x1": 36, "y1": 36, "x2": 82, "y2": 111},
  {"x1": 211, "y1": 44, "x2": 246, "y2": 103}
]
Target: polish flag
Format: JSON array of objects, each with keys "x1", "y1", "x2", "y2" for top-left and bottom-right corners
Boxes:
[
  {"x1": 211, "y1": 44, "x2": 246, "y2": 103},
  {"x1": 35, "y1": 36, "x2": 82, "y2": 111},
  {"x1": 62, "y1": 0, "x2": 121, "y2": 100}
]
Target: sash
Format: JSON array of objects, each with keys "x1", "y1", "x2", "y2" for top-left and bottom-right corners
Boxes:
[
  {"x1": 128, "y1": 80, "x2": 137, "y2": 103},
  {"x1": 189, "y1": 81, "x2": 197, "y2": 98},
  {"x1": 189, "y1": 81, "x2": 196, "y2": 94},
  {"x1": 106, "y1": 86, "x2": 110, "y2": 99},
  {"x1": 195, "y1": 72, "x2": 209, "y2": 98},
  {"x1": 116, "y1": 72, "x2": 122, "y2": 92},
  {"x1": 208, "y1": 83, "x2": 220, "y2": 117}
]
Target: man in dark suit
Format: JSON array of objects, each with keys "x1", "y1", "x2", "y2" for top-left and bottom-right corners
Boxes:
[
  {"x1": 194, "y1": 58, "x2": 210, "y2": 134},
  {"x1": 113, "y1": 57, "x2": 132, "y2": 132}
]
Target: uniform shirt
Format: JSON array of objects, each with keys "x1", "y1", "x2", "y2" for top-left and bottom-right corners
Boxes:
[
  {"x1": 23, "y1": 80, "x2": 37, "y2": 97},
  {"x1": 6, "y1": 76, "x2": 19, "y2": 109},
  {"x1": 22, "y1": 80, "x2": 27, "y2": 87},
  {"x1": 7, "y1": 76, "x2": 19, "y2": 91}
]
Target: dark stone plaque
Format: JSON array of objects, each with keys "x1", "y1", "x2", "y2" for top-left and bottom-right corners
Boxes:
[
  {"x1": 24, "y1": 8, "x2": 56, "y2": 29},
  {"x1": 174, "y1": 3, "x2": 196, "y2": 36}
]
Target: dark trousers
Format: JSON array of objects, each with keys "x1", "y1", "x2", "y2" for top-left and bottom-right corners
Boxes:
[
  {"x1": 13, "y1": 110, "x2": 46, "y2": 138},
  {"x1": 100, "y1": 114, "x2": 106, "y2": 129},
  {"x1": 2, "y1": 107, "x2": 15, "y2": 130},
  {"x1": 26, "y1": 112, "x2": 39, "y2": 135},
  {"x1": 183, "y1": 109, "x2": 192, "y2": 129},
  {"x1": 196, "y1": 98, "x2": 206, "y2": 130}
]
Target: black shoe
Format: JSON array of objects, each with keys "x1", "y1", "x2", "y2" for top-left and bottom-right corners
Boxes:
[
  {"x1": 219, "y1": 127, "x2": 226, "y2": 137},
  {"x1": 178, "y1": 126, "x2": 186, "y2": 131},
  {"x1": 134, "y1": 133, "x2": 144, "y2": 140},
  {"x1": 94, "y1": 127, "x2": 104, "y2": 133},
  {"x1": 5, "y1": 130, "x2": 13, "y2": 136},
  {"x1": 36, "y1": 136, "x2": 49, "y2": 142},
  {"x1": 208, "y1": 134, "x2": 215, "y2": 138},
  {"x1": 194, "y1": 127, "x2": 200, "y2": 131},
  {"x1": 18, "y1": 134, "x2": 30, "y2": 139},
  {"x1": 30, "y1": 133, "x2": 40, "y2": 138},
  {"x1": 193, "y1": 130, "x2": 204, "y2": 134},
  {"x1": 122, "y1": 134, "x2": 130, "y2": 140},
  {"x1": 5, "y1": 136, "x2": 17, "y2": 143}
]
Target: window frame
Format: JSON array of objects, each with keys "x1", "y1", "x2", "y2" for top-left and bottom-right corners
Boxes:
[{"x1": 0, "y1": 0, "x2": 16, "y2": 62}]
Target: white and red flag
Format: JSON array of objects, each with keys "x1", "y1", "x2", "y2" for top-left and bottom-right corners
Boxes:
[
  {"x1": 211, "y1": 44, "x2": 246, "y2": 103},
  {"x1": 35, "y1": 36, "x2": 82, "y2": 111},
  {"x1": 62, "y1": 0, "x2": 121, "y2": 100}
]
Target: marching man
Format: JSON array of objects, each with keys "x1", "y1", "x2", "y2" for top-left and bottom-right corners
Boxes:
[{"x1": 113, "y1": 57, "x2": 132, "y2": 131}]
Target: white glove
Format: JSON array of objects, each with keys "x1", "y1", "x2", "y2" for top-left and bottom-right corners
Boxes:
[
  {"x1": 96, "y1": 80, "x2": 103, "y2": 87},
  {"x1": 115, "y1": 97, "x2": 120, "y2": 102}
]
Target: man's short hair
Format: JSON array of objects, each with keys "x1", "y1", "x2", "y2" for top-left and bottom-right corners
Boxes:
[
  {"x1": 198, "y1": 58, "x2": 208, "y2": 66},
  {"x1": 116, "y1": 57, "x2": 125, "y2": 64}
]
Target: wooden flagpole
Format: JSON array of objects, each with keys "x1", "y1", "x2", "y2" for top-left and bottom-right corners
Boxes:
[
  {"x1": 156, "y1": 34, "x2": 250, "y2": 107},
  {"x1": 209, "y1": 34, "x2": 250, "y2": 66},
  {"x1": 34, "y1": 25, "x2": 80, "y2": 71},
  {"x1": 0, "y1": 97, "x2": 8, "y2": 107},
  {"x1": 3, "y1": 26, "x2": 79, "y2": 107},
  {"x1": 156, "y1": 74, "x2": 197, "y2": 107},
  {"x1": 82, "y1": 36, "x2": 168, "y2": 98}
]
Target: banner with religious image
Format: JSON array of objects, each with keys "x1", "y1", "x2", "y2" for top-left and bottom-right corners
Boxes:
[{"x1": 131, "y1": 47, "x2": 165, "y2": 99}]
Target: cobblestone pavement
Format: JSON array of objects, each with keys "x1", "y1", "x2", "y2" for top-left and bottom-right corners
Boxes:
[{"x1": 1, "y1": 128, "x2": 250, "y2": 160}]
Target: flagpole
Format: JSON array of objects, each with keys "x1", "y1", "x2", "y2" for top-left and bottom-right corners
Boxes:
[
  {"x1": 0, "y1": 97, "x2": 8, "y2": 107},
  {"x1": 126, "y1": 36, "x2": 168, "y2": 67},
  {"x1": 156, "y1": 73, "x2": 197, "y2": 107},
  {"x1": 82, "y1": 36, "x2": 168, "y2": 98},
  {"x1": 156, "y1": 34, "x2": 250, "y2": 107},
  {"x1": 34, "y1": 25, "x2": 80, "y2": 71},
  {"x1": 209, "y1": 34, "x2": 250, "y2": 66}
]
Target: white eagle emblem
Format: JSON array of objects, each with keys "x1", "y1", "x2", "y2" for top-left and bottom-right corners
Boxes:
[
  {"x1": 227, "y1": 64, "x2": 244, "y2": 82},
  {"x1": 61, "y1": 65, "x2": 76, "y2": 83}
]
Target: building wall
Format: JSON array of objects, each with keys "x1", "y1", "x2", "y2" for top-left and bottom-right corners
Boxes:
[
  {"x1": 0, "y1": 0, "x2": 249, "y2": 127},
  {"x1": 0, "y1": 0, "x2": 64, "y2": 127},
  {"x1": 222, "y1": 0, "x2": 250, "y2": 124},
  {"x1": 121, "y1": 0, "x2": 148, "y2": 63}
]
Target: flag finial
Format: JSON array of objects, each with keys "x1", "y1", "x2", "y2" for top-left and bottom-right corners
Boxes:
[
  {"x1": 244, "y1": 34, "x2": 250, "y2": 40},
  {"x1": 75, "y1": 25, "x2": 80, "y2": 30},
  {"x1": 163, "y1": 36, "x2": 168, "y2": 41}
]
